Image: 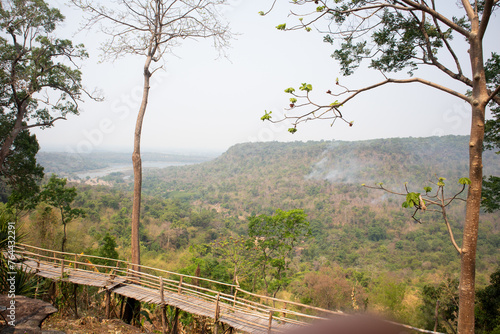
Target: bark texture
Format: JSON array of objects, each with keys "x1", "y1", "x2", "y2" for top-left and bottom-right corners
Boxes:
[{"x1": 457, "y1": 21, "x2": 488, "y2": 334}]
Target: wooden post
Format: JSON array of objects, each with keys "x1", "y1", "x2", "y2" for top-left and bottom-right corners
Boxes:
[
  {"x1": 160, "y1": 277, "x2": 167, "y2": 334},
  {"x1": 282, "y1": 302, "x2": 287, "y2": 318},
  {"x1": 214, "y1": 292, "x2": 221, "y2": 334},
  {"x1": 74, "y1": 254, "x2": 77, "y2": 269},
  {"x1": 105, "y1": 290, "x2": 111, "y2": 319},
  {"x1": 36, "y1": 260, "x2": 40, "y2": 273},
  {"x1": 233, "y1": 289, "x2": 238, "y2": 307},
  {"x1": 73, "y1": 283, "x2": 79, "y2": 318},
  {"x1": 178, "y1": 275, "x2": 183, "y2": 294},
  {"x1": 119, "y1": 295, "x2": 125, "y2": 319},
  {"x1": 267, "y1": 310, "x2": 273, "y2": 334},
  {"x1": 214, "y1": 292, "x2": 220, "y2": 320},
  {"x1": 53, "y1": 251, "x2": 56, "y2": 264},
  {"x1": 60, "y1": 258, "x2": 65, "y2": 279},
  {"x1": 159, "y1": 277, "x2": 165, "y2": 303},
  {"x1": 172, "y1": 307, "x2": 180, "y2": 334}
]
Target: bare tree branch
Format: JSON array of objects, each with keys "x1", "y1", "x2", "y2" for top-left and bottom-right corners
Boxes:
[
  {"x1": 20, "y1": 117, "x2": 67, "y2": 130},
  {"x1": 459, "y1": 0, "x2": 476, "y2": 22},
  {"x1": 486, "y1": 84, "x2": 500, "y2": 105},
  {"x1": 479, "y1": 0, "x2": 494, "y2": 39},
  {"x1": 393, "y1": 0, "x2": 471, "y2": 37}
]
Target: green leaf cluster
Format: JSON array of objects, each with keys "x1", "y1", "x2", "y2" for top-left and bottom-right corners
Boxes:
[
  {"x1": 437, "y1": 177, "x2": 446, "y2": 187},
  {"x1": 276, "y1": 23, "x2": 286, "y2": 30},
  {"x1": 261, "y1": 110, "x2": 272, "y2": 121},
  {"x1": 458, "y1": 177, "x2": 471, "y2": 185},
  {"x1": 299, "y1": 83, "x2": 313, "y2": 92},
  {"x1": 402, "y1": 192, "x2": 420, "y2": 208}
]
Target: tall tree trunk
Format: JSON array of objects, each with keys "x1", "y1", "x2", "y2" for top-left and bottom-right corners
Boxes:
[
  {"x1": 126, "y1": 53, "x2": 152, "y2": 326},
  {"x1": 131, "y1": 54, "x2": 152, "y2": 271},
  {"x1": 457, "y1": 30, "x2": 488, "y2": 334}
]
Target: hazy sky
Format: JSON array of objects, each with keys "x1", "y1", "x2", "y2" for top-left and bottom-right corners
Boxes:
[{"x1": 33, "y1": 0, "x2": 499, "y2": 155}]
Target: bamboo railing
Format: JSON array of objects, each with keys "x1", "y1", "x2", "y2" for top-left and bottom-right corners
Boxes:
[{"x1": 12, "y1": 243, "x2": 443, "y2": 334}]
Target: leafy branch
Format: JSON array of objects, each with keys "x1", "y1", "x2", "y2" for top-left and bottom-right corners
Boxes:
[
  {"x1": 261, "y1": 77, "x2": 469, "y2": 132},
  {"x1": 363, "y1": 177, "x2": 471, "y2": 255}
]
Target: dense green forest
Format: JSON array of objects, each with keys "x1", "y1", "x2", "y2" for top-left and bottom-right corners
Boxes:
[{"x1": 17, "y1": 135, "x2": 500, "y2": 332}]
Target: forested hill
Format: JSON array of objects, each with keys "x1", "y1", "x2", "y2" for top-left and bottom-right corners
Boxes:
[{"x1": 141, "y1": 135, "x2": 499, "y2": 200}]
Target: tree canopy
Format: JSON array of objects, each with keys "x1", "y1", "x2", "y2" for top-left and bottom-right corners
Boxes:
[
  {"x1": 40, "y1": 174, "x2": 85, "y2": 252},
  {"x1": 248, "y1": 208, "x2": 310, "y2": 297},
  {"x1": 0, "y1": 0, "x2": 97, "y2": 208}
]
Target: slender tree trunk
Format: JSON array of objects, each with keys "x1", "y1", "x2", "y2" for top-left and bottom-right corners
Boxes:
[
  {"x1": 62, "y1": 222, "x2": 67, "y2": 253},
  {"x1": 126, "y1": 52, "x2": 153, "y2": 326},
  {"x1": 457, "y1": 29, "x2": 488, "y2": 334},
  {"x1": 231, "y1": 265, "x2": 237, "y2": 295},
  {"x1": 131, "y1": 54, "x2": 152, "y2": 271}
]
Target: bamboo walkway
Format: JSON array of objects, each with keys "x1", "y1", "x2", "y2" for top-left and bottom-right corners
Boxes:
[{"x1": 10, "y1": 244, "x2": 442, "y2": 334}]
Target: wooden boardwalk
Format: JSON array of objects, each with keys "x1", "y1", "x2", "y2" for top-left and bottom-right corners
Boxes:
[{"x1": 11, "y1": 244, "x2": 441, "y2": 334}]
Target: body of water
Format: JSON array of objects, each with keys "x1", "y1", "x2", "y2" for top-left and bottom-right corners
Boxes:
[{"x1": 75, "y1": 161, "x2": 193, "y2": 179}]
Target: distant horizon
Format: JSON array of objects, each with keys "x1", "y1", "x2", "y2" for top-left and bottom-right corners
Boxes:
[{"x1": 37, "y1": 133, "x2": 470, "y2": 156}]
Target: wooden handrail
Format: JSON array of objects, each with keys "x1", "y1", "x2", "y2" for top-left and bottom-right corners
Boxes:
[
  {"x1": 11, "y1": 243, "x2": 445, "y2": 334},
  {"x1": 236, "y1": 287, "x2": 345, "y2": 316},
  {"x1": 16, "y1": 244, "x2": 339, "y2": 319},
  {"x1": 18, "y1": 243, "x2": 237, "y2": 288}
]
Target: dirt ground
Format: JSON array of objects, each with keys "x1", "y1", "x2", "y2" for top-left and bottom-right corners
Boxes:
[{"x1": 42, "y1": 316, "x2": 154, "y2": 334}]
